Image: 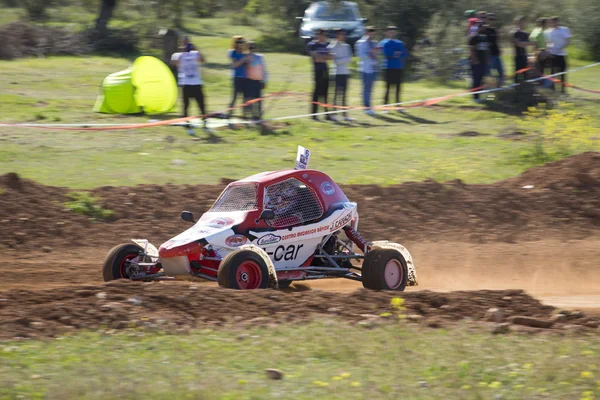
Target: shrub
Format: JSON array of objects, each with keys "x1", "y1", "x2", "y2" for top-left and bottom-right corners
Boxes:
[
  {"x1": 65, "y1": 192, "x2": 115, "y2": 221},
  {"x1": 516, "y1": 103, "x2": 598, "y2": 166},
  {"x1": 85, "y1": 27, "x2": 141, "y2": 56},
  {"x1": 0, "y1": 22, "x2": 84, "y2": 60}
]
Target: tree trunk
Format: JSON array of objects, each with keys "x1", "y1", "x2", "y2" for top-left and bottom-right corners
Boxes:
[
  {"x1": 173, "y1": 0, "x2": 183, "y2": 29},
  {"x1": 96, "y1": 0, "x2": 117, "y2": 33}
]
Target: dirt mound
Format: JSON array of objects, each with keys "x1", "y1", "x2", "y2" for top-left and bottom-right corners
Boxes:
[
  {"x1": 4, "y1": 281, "x2": 593, "y2": 340},
  {"x1": 2, "y1": 154, "x2": 600, "y2": 251},
  {"x1": 502, "y1": 152, "x2": 600, "y2": 191}
]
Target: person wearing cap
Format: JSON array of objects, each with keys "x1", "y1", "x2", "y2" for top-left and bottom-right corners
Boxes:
[
  {"x1": 465, "y1": 10, "x2": 478, "y2": 37},
  {"x1": 244, "y1": 40, "x2": 268, "y2": 122},
  {"x1": 170, "y1": 36, "x2": 210, "y2": 136},
  {"x1": 227, "y1": 36, "x2": 249, "y2": 121},
  {"x1": 355, "y1": 26, "x2": 379, "y2": 115},
  {"x1": 485, "y1": 13, "x2": 504, "y2": 87},
  {"x1": 327, "y1": 28, "x2": 353, "y2": 122},
  {"x1": 379, "y1": 26, "x2": 407, "y2": 107},
  {"x1": 306, "y1": 29, "x2": 332, "y2": 121},
  {"x1": 468, "y1": 23, "x2": 489, "y2": 103}
]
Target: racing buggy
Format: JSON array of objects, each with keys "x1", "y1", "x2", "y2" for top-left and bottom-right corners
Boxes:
[{"x1": 102, "y1": 147, "x2": 417, "y2": 290}]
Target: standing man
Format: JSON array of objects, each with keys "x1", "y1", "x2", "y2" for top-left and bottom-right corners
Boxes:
[
  {"x1": 245, "y1": 40, "x2": 268, "y2": 123},
  {"x1": 307, "y1": 29, "x2": 332, "y2": 121},
  {"x1": 485, "y1": 13, "x2": 504, "y2": 87},
  {"x1": 380, "y1": 26, "x2": 407, "y2": 106},
  {"x1": 468, "y1": 23, "x2": 489, "y2": 103},
  {"x1": 530, "y1": 18, "x2": 549, "y2": 76},
  {"x1": 355, "y1": 26, "x2": 379, "y2": 115},
  {"x1": 227, "y1": 36, "x2": 249, "y2": 121},
  {"x1": 511, "y1": 16, "x2": 534, "y2": 83},
  {"x1": 328, "y1": 28, "x2": 353, "y2": 122},
  {"x1": 171, "y1": 36, "x2": 210, "y2": 136},
  {"x1": 546, "y1": 16, "x2": 572, "y2": 93}
]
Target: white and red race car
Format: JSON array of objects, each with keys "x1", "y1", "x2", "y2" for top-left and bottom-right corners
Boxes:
[{"x1": 102, "y1": 148, "x2": 417, "y2": 290}]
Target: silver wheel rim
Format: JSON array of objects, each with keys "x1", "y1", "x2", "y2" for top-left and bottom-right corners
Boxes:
[{"x1": 384, "y1": 259, "x2": 403, "y2": 289}]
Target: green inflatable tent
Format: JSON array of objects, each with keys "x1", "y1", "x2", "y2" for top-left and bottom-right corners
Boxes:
[{"x1": 93, "y1": 56, "x2": 178, "y2": 115}]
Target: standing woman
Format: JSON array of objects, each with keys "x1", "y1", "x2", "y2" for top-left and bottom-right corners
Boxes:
[
  {"x1": 245, "y1": 40, "x2": 268, "y2": 123},
  {"x1": 171, "y1": 36, "x2": 210, "y2": 136},
  {"x1": 227, "y1": 36, "x2": 249, "y2": 121}
]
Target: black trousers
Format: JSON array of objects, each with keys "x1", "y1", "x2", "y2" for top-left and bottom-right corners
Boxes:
[
  {"x1": 312, "y1": 68, "x2": 329, "y2": 114},
  {"x1": 333, "y1": 74, "x2": 349, "y2": 117},
  {"x1": 514, "y1": 55, "x2": 528, "y2": 83},
  {"x1": 182, "y1": 84, "x2": 206, "y2": 121},
  {"x1": 551, "y1": 55, "x2": 567, "y2": 93},
  {"x1": 384, "y1": 68, "x2": 404, "y2": 105},
  {"x1": 228, "y1": 77, "x2": 247, "y2": 117},
  {"x1": 471, "y1": 63, "x2": 485, "y2": 100},
  {"x1": 246, "y1": 79, "x2": 263, "y2": 120}
]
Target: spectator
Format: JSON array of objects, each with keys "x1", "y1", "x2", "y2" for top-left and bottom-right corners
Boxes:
[
  {"x1": 511, "y1": 16, "x2": 535, "y2": 83},
  {"x1": 171, "y1": 36, "x2": 210, "y2": 136},
  {"x1": 530, "y1": 18, "x2": 549, "y2": 76},
  {"x1": 465, "y1": 10, "x2": 477, "y2": 36},
  {"x1": 328, "y1": 28, "x2": 353, "y2": 122},
  {"x1": 245, "y1": 40, "x2": 268, "y2": 123},
  {"x1": 546, "y1": 16, "x2": 572, "y2": 93},
  {"x1": 468, "y1": 23, "x2": 489, "y2": 103},
  {"x1": 307, "y1": 29, "x2": 332, "y2": 121},
  {"x1": 485, "y1": 13, "x2": 504, "y2": 87},
  {"x1": 227, "y1": 36, "x2": 249, "y2": 121},
  {"x1": 356, "y1": 26, "x2": 379, "y2": 115},
  {"x1": 379, "y1": 26, "x2": 407, "y2": 107},
  {"x1": 468, "y1": 11, "x2": 487, "y2": 37}
]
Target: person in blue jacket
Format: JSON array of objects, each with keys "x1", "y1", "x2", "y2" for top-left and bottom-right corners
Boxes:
[{"x1": 379, "y1": 26, "x2": 408, "y2": 107}]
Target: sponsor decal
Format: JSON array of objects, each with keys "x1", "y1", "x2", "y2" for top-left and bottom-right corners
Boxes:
[
  {"x1": 257, "y1": 233, "x2": 282, "y2": 246},
  {"x1": 330, "y1": 212, "x2": 353, "y2": 231},
  {"x1": 264, "y1": 244, "x2": 304, "y2": 262},
  {"x1": 321, "y1": 181, "x2": 335, "y2": 196},
  {"x1": 281, "y1": 225, "x2": 329, "y2": 241},
  {"x1": 207, "y1": 217, "x2": 234, "y2": 229},
  {"x1": 225, "y1": 234, "x2": 247, "y2": 247}
]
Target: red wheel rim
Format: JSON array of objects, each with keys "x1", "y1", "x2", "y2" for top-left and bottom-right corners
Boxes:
[
  {"x1": 236, "y1": 261, "x2": 263, "y2": 289},
  {"x1": 120, "y1": 254, "x2": 138, "y2": 278},
  {"x1": 384, "y1": 259, "x2": 403, "y2": 289}
]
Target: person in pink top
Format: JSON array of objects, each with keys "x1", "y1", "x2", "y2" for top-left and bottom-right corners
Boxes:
[{"x1": 245, "y1": 40, "x2": 268, "y2": 122}]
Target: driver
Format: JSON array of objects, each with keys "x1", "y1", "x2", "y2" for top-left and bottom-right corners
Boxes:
[{"x1": 264, "y1": 186, "x2": 303, "y2": 226}]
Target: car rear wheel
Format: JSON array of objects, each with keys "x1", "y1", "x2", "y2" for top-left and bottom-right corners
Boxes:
[
  {"x1": 102, "y1": 243, "x2": 142, "y2": 282},
  {"x1": 218, "y1": 249, "x2": 270, "y2": 290},
  {"x1": 361, "y1": 248, "x2": 408, "y2": 291}
]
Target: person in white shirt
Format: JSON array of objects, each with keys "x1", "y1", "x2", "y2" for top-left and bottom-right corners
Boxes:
[
  {"x1": 328, "y1": 28, "x2": 353, "y2": 122},
  {"x1": 545, "y1": 16, "x2": 572, "y2": 93},
  {"x1": 171, "y1": 36, "x2": 209, "y2": 136},
  {"x1": 355, "y1": 26, "x2": 379, "y2": 115}
]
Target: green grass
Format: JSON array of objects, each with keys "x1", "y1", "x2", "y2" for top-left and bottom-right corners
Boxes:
[
  {"x1": 1, "y1": 321, "x2": 600, "y2": 399},
  {"x1": 0, "y1": 10, "x2": 599, "y2": 188}
]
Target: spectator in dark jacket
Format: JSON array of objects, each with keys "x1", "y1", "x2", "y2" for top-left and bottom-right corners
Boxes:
[
  {"x1": 307, "y1": 29, "x2": 332, "y2": 121},
  {"x1": 468, "y1": 23, "x2": 489, "y2": 103}
]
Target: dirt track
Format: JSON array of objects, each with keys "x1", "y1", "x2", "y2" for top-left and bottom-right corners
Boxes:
[{"x1": 1, "y1": 153, "x2": 600, "y2": 338}]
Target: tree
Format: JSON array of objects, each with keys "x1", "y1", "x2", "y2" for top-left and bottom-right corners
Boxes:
[{"x1": 96, "y1": 0, "x2": 117, "y2": 33}]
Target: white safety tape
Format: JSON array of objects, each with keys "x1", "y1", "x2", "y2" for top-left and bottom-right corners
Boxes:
[{"x1": 1, "y1": 62, "x2": 598, "y2": 129}]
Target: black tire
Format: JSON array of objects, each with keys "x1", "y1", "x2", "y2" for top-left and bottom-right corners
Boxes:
[
  {"x1": 102, "y1": 243, "x2": 142, "y2": 282},
  {"x1": 361, "y1": 248, "x2": 408, "y2": 291},
  {"x1": 218, "y1": 249, "x2": 270, "y2": 290}
]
